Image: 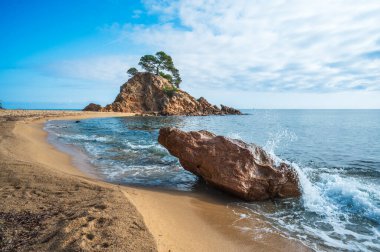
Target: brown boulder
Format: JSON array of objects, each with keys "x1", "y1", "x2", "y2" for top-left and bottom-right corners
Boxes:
[
  {"x1": 83, "y1": 103, "x2": 102, "y2": 111},
  {"x1": 158, "y1": 127, "x2": 300, "y2": 201},
  {"x1": 221, "y1": 105, "x2": 242, "y2": 115}
]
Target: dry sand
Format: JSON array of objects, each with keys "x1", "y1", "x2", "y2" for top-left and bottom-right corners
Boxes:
[
  {"x1": 0, "y1": 110, "x2": 309, "y2": 252},
  {"x1": 0, "y1": 110, "x2": 156, "y2": 251}
]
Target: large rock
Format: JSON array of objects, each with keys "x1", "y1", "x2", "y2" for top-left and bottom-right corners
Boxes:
[
  {"x1": 83, "y1": 103, "x2": 102, "y2": 111},
  {"x1": 221, "y1": 105, "x2": 242, "y2": 115},
  {"x1": 158, "y1": 127, "x2": 300, "y2": 201},
  {"x1": 83, "y1": 72, "x2": 241, "y2": 116}
]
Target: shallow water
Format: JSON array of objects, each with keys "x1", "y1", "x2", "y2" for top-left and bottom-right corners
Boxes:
[{"x1": 45, "y1": 110, "x2": 380, "y2": 251}]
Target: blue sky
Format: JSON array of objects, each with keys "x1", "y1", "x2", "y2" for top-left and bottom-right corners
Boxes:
[{"x1": 1, "y1": 0, "x2": 380, "y2": 109}]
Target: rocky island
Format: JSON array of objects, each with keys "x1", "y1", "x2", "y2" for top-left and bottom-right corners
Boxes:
[
  {"x1": 84, "y1": 73, "x2": 241, "y2": 115},
  {"x1": 84, "y1": 52, "x2": 241, "y2": 116}
]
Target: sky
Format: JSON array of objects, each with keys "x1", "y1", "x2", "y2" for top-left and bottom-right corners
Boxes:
[{"x1": 1, "y1": 0, "x2": 380, "y2": 109}]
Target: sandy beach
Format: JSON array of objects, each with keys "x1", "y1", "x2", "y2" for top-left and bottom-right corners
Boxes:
[{"x1": 0, "y1": 110, "x2": 309, "y2": 251}]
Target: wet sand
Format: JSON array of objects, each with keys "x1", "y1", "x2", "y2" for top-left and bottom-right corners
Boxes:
[
  {"x1": 0, "y1": 110, "x2": 309, "y2": 251},
  {"x1": 124, "y1": 185, "x2": 310, "y2": 252}
]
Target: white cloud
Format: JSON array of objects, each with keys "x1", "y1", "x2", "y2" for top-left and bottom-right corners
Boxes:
[
  {"x1": 196, "y1": 89, "x2": 380, "y2": 109},
  {"x1": 40, "y1": 0, "x2": 380, "y2": 108},
  {"x1": 124, "y1": 0, "x2": 380, "y2": 93},
  {"x1": 43, "y1": 55, "x2": 138, "y2": 84}
]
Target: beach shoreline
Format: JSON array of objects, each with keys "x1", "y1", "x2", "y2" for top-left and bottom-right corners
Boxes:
[{"x1": 0, "y1": 110, "x2": 309, "y2": 251}]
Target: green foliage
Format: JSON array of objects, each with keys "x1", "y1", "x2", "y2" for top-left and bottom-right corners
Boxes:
[
  {"x1": 0, "y1": 100, "x2": 3, "y2": 109},
  {"x1": 162, "y1": 85, "x2": 178, "y2": 98},
  {"x1": 159, "y1": 71, "x2": 173, "y2": 83},
  {"x1": 136, "y1": 51, "x2": 182, "y2": 87},
  {"x1": 138, "y1": 55, "x2": 158, "y2": 73},
  {"x1": 172, "y1": 68, "x2": 182, "y2": 87},
  {"x1": 127, "y1": 67, "x2": 138, "y2": 77}
]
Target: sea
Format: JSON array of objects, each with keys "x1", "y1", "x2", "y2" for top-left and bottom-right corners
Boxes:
[{"x1": 45, "y1": 109, "x2": 380, "y2": 251}]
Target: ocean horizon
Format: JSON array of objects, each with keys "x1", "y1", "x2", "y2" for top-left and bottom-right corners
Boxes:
[{"x1": 3, "y1": 107, "x2": 380, "y2": 111}]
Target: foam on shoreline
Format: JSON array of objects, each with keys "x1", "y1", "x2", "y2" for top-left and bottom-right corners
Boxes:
[{"x1": 1, "y1": 110, "x2": 309, "y2": 251}]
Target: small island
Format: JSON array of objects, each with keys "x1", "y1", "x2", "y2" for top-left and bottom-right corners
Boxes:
[{"x1": 83, "y1": 52, "x2": 241, "y2": 116}]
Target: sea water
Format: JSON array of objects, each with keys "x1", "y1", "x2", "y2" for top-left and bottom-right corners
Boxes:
[{"x1": 45, "y1": 110, "x2": 380, "y2": 251}]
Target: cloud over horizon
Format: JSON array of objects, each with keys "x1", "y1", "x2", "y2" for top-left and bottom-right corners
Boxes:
[
  {"x1": 127, "y1": 0, "x2": 380, "y2": 93},
  {"x1": 50, "y1": 0, "x2": 380, "y2": 92},
  {"x1": 2, "y1": 0, "x2": 380, "y2": 108}
]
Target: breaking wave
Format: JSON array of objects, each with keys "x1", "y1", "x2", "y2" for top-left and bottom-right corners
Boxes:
[{"x1": 235, "y1": 130, "x2": 380, "y2": 251}]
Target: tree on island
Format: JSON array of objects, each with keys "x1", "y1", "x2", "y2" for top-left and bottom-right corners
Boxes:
[
  {"x1": 127, "y1": 67, "x2": 138, "y2": 77},
  {"x1": 127, "y1": 51, "x2": 182, "y2": 88}
]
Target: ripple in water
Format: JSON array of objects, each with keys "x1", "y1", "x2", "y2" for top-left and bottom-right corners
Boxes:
[{"x1": 45, "y1": 110, "x2": 380, "y2": 251}]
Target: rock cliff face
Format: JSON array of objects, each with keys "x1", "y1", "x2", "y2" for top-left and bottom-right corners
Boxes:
[
  {"x1": 83, "y1": 72, "x2": 241, "y2": 116},
  {"x1": 158, "y1": 127, "x2": 301, "y2": 201}
]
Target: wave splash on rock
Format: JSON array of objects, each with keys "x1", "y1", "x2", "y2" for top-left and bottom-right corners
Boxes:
[{"x1": 158, "y1": 127, "x2": 301, "y2": 201}]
